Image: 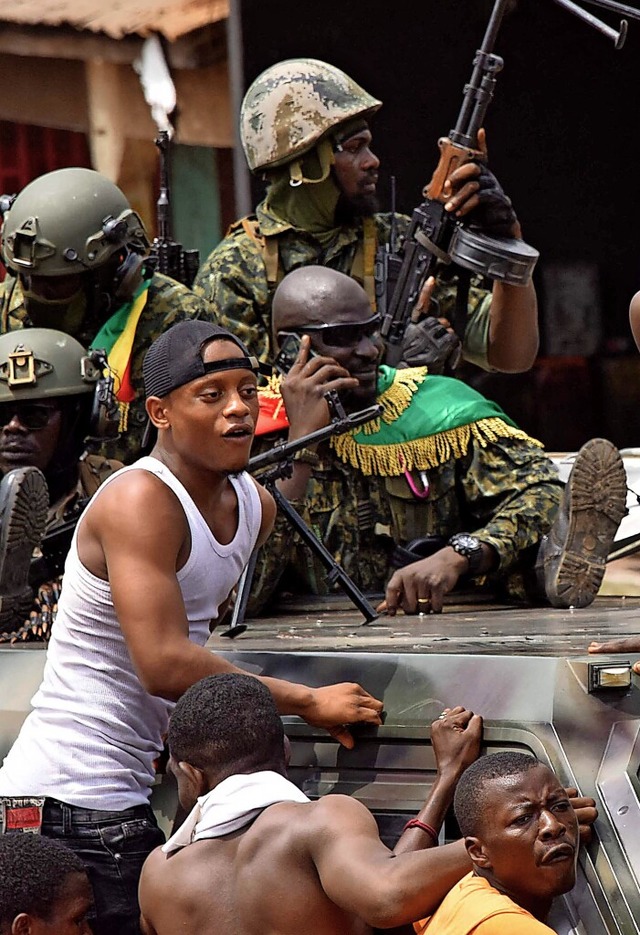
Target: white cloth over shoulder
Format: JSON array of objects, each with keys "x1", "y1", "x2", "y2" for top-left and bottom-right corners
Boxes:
[{"x1": 163, "y1": 770, "x2": 310, "y2": 853}]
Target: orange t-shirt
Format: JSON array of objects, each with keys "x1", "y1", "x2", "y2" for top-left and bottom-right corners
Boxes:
[{"x1": 413, "y1": 873, "x2": 557, "y2": 935}]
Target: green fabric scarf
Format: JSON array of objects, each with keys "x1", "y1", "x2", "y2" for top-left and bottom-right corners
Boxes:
[
  {"x1": 264, "y1": 143, "x2": 343, "y2": 248},
  {"x1": 330, "y1": 365, "x2": 542, "y2": 477}
]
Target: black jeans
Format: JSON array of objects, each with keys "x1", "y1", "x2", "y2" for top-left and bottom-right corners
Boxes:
[{"x1": 41, "y1": 798, "x2": 165, "y2": 935}]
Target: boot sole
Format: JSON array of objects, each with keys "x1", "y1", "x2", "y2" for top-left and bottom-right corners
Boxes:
[
  {"x1": 545, "y1": 439, "x2": 627, "y2": 608},
  {"x1": 0, "y1": 468, "x2": 49, "y2": 633}
]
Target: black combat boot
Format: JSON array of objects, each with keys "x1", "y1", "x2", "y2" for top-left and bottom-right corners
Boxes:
[
  {"x1": 536, "y1": 438, "x2": 627, "y2": 609},
  {"x1": 0, "y1": 467, "x2": 49, "y2": 633}
]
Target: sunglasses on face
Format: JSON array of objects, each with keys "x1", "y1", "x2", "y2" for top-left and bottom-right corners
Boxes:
[
  {"x1": 0, "y1": 402, "x2": 59, "y2": 431},
  {"x1": 295, "y1": 314, "x2": 382, "y2": 349}
]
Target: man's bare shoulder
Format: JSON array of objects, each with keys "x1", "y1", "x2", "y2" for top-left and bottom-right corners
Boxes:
[
  {"x1": 86, "y1": 467, "x2": 183, "y2": 524},
  {"x1": 140, "y1": 845, "x2": 210, "y2": 924},
  {"x1": 248, "y1": 793, "x2": 378, "y2": 844},
  {"x1": 81, "y1": 467, "x2": 189, "y2": 559}
]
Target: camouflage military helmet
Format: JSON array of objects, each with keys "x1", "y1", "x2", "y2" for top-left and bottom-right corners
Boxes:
[
  {"x1": 240, "y1": 58, "x2": 382, "y2": 173},
  {"x1": 1, "y1": 167, "x2": 149, "y2": 277},
  {"x1": 0, "y1": 329, "x2": 99, "y2": 403}
]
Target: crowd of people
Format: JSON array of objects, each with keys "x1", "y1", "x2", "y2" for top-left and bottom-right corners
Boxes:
[{"x1": 0, "y1": 56, "x2": 635, "y2": 934}]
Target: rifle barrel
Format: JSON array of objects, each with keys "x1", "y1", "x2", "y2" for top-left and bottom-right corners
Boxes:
[
  {"x1": 579, "y1": 0, "x2": 640, "y2": 21},
  {"x1": 249, "y1": 404, "x2": 382, "y2": 474},
  {"x1": 552, "y1": 0, "x2": 627, "y2": 44}
]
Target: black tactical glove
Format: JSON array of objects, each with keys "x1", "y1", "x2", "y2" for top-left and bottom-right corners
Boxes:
[
  {"x1": 467, "y1": 163, "x2": 519, "y2": 239},
  {"x1": 398, "y1": 318, "x2": 462, "y2": 375}
]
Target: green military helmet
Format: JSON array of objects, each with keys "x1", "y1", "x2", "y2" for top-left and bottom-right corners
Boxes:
[
  {"x1": 0, "y1": 329, "x2": 99, "y2": 403},
  {"x1": 1, "y1": 167, "x2": 149, "y2": 277},
  {"x1": 240, "y1": 58, "x2": 382, "y2": 173}
]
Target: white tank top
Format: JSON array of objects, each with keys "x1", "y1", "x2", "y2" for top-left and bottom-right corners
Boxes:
[{"x1": 0, "y1": 457, "x2": 261, "y2": 809}]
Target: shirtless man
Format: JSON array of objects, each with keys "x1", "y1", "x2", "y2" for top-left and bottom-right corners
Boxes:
[
  {"x1": 139, "y1": 674, "x2": 481, "y2": 935},
  {"x1": 0, "y1": 321, "x2": 383, "y2": 935}
]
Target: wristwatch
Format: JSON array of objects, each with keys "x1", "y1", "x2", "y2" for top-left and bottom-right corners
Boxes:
[{"x1": 447, "y1": 533, "x2": 484, "y2": 576}]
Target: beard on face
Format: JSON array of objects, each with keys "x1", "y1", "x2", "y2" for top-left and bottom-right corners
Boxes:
[{"x1": 335, "y1": 190, "x2": 380, "y2": 222}]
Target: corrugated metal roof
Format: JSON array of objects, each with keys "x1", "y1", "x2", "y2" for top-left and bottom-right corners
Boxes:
[{"x1": 0, "y1": 0, "x2": 229, "y2": 41}]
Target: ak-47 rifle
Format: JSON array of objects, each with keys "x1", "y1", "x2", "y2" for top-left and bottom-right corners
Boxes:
[
  {"x1": 147, "y1": 130, "x2": 200, "y2": 288},
  {"x1": 378, "y1": 0, "x2": 539, "y2": 366},
  {"x1": 377, "y1": 0, "x2": 640, "y2": 367}
]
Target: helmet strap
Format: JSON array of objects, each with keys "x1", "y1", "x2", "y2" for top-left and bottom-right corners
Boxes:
[{"x1": 289, "y1": 139, "x2": 335, "y2": 187}]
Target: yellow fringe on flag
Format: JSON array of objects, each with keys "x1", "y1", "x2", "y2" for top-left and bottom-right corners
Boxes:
[
  {"x1": 331, "y1": 417, "x2": 543, "y2": 477},
  {"x1": 360, "y1": 366, "x2": 428, "y2": 434}
]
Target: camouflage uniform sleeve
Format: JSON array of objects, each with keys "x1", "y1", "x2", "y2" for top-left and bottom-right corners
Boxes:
[
  {"x1": 459, "y1": 436, "x2": 564, "y2": 572},
  {"x1": 193, "y1": 226, "x2": 273, "y2": 362},
  {"x1": 0, "y1": 275, "x2": 29, "y2": 332}
]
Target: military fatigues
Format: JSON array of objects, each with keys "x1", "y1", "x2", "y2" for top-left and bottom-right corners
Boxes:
[
  {"x1": 194, "y1": 206, "x2": 493, "y2": 369},
  {"x1": 0, "y1": 455, "x2": 122, "y2": 644},
  {"x1": 250, "y1": 434, "x2": 563, "y2": 615},
  {"x1": 0, "y1": 272, "x2": 209, "y2": 464}
]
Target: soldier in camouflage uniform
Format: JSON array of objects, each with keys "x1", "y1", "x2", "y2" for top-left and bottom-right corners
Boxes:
[
  {"x1": 195, "y1": 59, "x2": 539, "y2": 374},
  {"x1": 0, "y1": 168, "x2": 209, "y2": 464},
  {"x1": 0, "y1": 329, "x2": 123, "y2": 641},
  {"x1": 249, "y1": 268, "x2": 627, "y2": 615}
]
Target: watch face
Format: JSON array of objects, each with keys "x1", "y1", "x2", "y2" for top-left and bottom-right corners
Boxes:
[{"x1": 454, "y1": 534, "x2": 480, "y2": 552}]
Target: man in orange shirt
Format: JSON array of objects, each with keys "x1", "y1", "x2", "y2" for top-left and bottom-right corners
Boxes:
[{"x1": 414, "y1": 751, "x2": 579, "y2": 934}]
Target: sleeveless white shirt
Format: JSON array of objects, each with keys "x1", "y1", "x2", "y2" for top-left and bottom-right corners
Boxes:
[{"x1": 0, "y1": 457, "x2": 261, "y2": 809}]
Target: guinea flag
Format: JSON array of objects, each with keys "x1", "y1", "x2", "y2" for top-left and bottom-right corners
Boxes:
[{"x1": 90, "y1": 279, "x2": 152, "y2": 403}]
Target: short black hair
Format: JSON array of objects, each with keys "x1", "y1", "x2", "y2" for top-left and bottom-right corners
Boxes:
[
  {"x1": 454, "y1": 751, "x2": 542, "y2": 838},
  {"x1": 0, "y1": 834, "x2": 87, "y2": 927},
  {"x1": 168, "y1": 674, "x2": 285, "y2": 774}
]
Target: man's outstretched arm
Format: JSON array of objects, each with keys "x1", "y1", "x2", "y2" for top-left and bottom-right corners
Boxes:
[
  {"x1": 394, "y1": 706, "x2": 482, "y2": 856},
  {"x1": 81, "y1": 472, "x2": 383, "y2": 746},
  {"x1": 589, "y1": 635, "x2": 640, "y2": 675},
  {"x1": 308, "y1": 795, "x2": 468, "y2": 928}
]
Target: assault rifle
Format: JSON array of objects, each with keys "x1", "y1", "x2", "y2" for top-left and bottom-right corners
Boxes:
[
  {"x1": 223, "y1": 403, "x2": 383, "y2": 635},
  {"x1": 147, "y1": 130, "x2": 200, "y2": 288},
  {"x1": 378, "y1": 0, "x2": 640, "y2": 367}
]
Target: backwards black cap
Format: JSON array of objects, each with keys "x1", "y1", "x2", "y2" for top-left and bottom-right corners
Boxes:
[{"x1": 143, "y1": 321, "x2": 259, "y2": 400}]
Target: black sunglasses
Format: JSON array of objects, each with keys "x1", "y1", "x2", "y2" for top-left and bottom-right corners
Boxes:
[
  {"x1": 0, "y1": 401, "x2": 60, "y2": 431},
  {"x1": 294, "y1": 314, "x2": 381, "y2": 349}
]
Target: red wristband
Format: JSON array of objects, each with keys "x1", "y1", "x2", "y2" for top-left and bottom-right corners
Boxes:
[{"x1": 402, "y1": 819, "x2": 439, "y2": 845}]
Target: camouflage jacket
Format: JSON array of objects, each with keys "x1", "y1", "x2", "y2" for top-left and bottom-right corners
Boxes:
[
  {"x1": 0, "y1": 272, "x2": 210, "y2": 464},
  {"x1": 194, "y1": 201, "x2": 493, "y2": 367},
  {"x1": 250, "y1": 433, "x2": 563, "y2": 616},
  {"x1": 46, "y1": 454, "x2": 122, "y2": 533}
]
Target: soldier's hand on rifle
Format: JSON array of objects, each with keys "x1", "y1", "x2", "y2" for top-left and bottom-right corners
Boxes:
[
  {"x1": 281, "y1": 336, "x2": 358, "y2": 439},
  {"x1": 399, "y1": 318, "x2": 462, "y2": 374},
  {"x1": 402, "y1": 275, "x2": 461, "y2": 372},
  {"x1": 442, "y1": 129, "x2": 520, "y2": 239}
]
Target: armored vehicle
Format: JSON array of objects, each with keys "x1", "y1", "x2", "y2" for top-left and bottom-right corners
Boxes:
[{"x1": 2, "y1": 453, "x2": 640, "y2": 934}]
